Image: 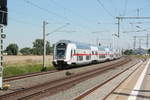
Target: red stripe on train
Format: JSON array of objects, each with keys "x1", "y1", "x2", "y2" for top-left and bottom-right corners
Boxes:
[{"x1": 73, "y1": 53, "x2": 113, "y2": 56}]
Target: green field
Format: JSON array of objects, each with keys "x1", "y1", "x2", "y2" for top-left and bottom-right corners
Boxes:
[{"x1": 3, "y1": 64, "x2": 55, "y2": 78}]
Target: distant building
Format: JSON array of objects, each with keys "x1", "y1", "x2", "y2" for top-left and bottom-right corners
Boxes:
[{"x1": 133, "y1": 48, "x2": 147, "y2": 55}]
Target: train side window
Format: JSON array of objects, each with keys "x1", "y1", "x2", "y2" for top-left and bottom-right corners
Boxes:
[
  {"x1": 86, "y1": 55, "x2": 90, "y2": 60},
  {"x1": 92, "y1": 51, "x2": 94, "y2": 55},
  {"x1": 79, "y1": 56, "x2": 83, "y2": 61},
  {"x1": 99, "y1": 55, "x2": 105, "y2": 58}
]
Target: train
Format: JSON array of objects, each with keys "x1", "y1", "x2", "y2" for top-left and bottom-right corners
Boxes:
[{"x1": 52, "y1": 40, "x2": 122, "y2": 69}]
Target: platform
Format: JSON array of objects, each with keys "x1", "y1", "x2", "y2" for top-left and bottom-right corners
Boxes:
[{"x1": 106, "y1": 59, "x2": 150, "y2": 100}]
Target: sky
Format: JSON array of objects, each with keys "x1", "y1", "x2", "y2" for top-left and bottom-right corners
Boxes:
[{"x1": 3, "y1": 0, "x2": 150, "y2": 49}]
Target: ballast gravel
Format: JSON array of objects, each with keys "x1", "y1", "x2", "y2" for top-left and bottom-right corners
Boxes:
[
  {"x1": 0, "y1": 57, "x2": 126, "y2": 95},
  {"x1": 42, "y1": 58, "x2": 140, "y2": 100}
]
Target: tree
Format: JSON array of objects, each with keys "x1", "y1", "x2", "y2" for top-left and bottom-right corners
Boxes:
[
  {"x1": 123, "y1": 49, "x2": 133, "y2": 55},
  {"x1": 46, "y1": 41, "x2": 53, "y2": 55},
  {"x1": 20, "y1": 47, "x2": 32, "y2": 55},
  {"x1": 32, "y1": 39, "x2": 43, "y2": 55},
  {"x1": 5, "y1": 43, "x2": 19, "y2": 55},
  {"x1": 32, "y1": 39, "x2": 53, "y2": 55},
  {"x1": 148, "y1": 49, "x2": 150, "y2": 54}
]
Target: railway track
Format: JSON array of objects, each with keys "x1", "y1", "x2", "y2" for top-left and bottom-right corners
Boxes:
[
  {"x1": 0, "y1": 58, "x2": 131, "y2": 100},
  {"x1": 74, "y1": 60, "x2": 144, "y2": 100},
  {"x1": 4, "y1": 57, "x2": 126, "y2": 82},
  {"x1": 4, "y1": 70, "x2": 58, "y2": 82}
]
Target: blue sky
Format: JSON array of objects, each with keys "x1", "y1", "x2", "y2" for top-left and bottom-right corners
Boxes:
[{"x1": 4, "y1": 0, "x2": 150, "y2": 49}]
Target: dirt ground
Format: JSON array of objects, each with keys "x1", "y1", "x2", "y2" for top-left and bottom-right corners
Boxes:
[{"x1": 3, "y1": 55, "x2": 53, "y2": 65}]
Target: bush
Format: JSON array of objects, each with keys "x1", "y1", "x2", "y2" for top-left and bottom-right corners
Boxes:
[
  {"x1": 5, "y1": 43, "x2": 19, "y2": 55},
  {"x1": 124, "y1": 49, "x2": 133, "y2": 55},
  {"x1": 20, "y1": 47, "x2": 32, "y2": 55}
]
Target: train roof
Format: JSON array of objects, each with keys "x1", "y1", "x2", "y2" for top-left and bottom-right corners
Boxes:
[
  {"x1": 57, "y1": 40, "x2": 111, "y2": 50},
  {"x1": 57, "y1": 40, "x2": 92, "y2": 49},
  {"x1": 98, "y1": 46, "x2": 106, "y2": 50}
]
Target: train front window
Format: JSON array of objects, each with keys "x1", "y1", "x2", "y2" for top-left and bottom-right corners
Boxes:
[{"x1": 56, "y1": 43, "x2": 66, "y2": 59}]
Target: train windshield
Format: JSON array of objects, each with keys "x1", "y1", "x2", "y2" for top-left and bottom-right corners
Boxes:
[{"x1": 56, "y1": 43, "x2": 66, "y2": 59}]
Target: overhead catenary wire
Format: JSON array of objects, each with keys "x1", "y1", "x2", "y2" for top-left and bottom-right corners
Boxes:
[
  {"x1": 46, "y1": 23, "x2": 70, "y2": 36},
  {"x1": 8, "y1": 17, "x2": 41, "y2": 27},
  {"x1": 107, "y1": 0, "x2": 118, "y2": 14},
  {"x1": 48, "y1": 0, "x2": 68, "y2": 20},
  {"x1": 8, "y1": 17, "x2": 42, "y2": 35},
  {"x1": 23, "y1": 0, "x2": 96, "y2": 33},
  {"x1": 10, "y1": 9, "x2": 70, "y2": 26},
  {"x1": 23, "y1": 0, "x2": 68, "y2": 20},
  {"x1": 145, "y1": 0, "x2": 150, "y2": 4},
  {"x1": 48, "y1": 0, "x2": 68, "y2": 18},
  {"x1": 125, "y1": 4, "x2": 150, "y2": 16},
  {"x1": 96, "y1": 0, "x2": 114, "y2": 18},
  {"x1": 22, "y1": 0, "x2": 116, "y2": 35},
  {"x1": 48, "y1": 0, "x2": 95, "y2": 24}
]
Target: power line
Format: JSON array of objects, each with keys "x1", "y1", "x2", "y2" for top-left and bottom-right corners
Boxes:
[
  {"x1": 96, "y1": 0, "x2": 114, "y2": 17},
  {"x1": 9, "y1": 17, "x2": 40, "y2": 26},
  {"x1": 48, "y1": 0, "x2": 69, "y2": 20},
  {"x1": 8, "y1": 17, "x2": 42, "y2": 34},
  {"x1": 23, "y1": 0, "x2": 95, "y2": 32},
  {"x1": 23, "y1": 0, "x2": 68, "y2": 20},
  {"x1": 44, "y1": 1, "x2": 95, "y2": 32},
  {"x1": 46, "y1": 23, "x2": 70, "y2": 36},
  {"x1": 11, "y1": 9, "x2": 70, "y2": 26},
  {"x1": 145, "y1": 0, "x2": 150, "y2": 4},
  {"x1": 49, "y1": 0, "x2": 67, "y2": 10},
  {"x1": 48, "y1": 0, "x2": 94, "y2": 24},
  {"x1": 47, "y1": 0, "x2": 116, "y2": 34},
  {"x1": 125, "y1": 4, "x2": 150, "y2": 16}
]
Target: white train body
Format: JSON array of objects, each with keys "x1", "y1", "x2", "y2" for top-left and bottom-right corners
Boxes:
[{"x1": 52, "y1": 40, "x2": 121, "y2": 69}]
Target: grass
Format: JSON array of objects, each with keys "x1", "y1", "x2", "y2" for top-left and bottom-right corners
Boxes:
[
  {"x1": 3, "y1": 63, "x2": 55, "y2": 78},
  {"x1": 130, "y1": 55, "x2": 150, "y2": 59}
]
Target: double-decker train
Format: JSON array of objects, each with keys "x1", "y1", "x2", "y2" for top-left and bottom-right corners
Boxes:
[{"x1": 52, "y1": 40, "x2": 122, "y2": 69}]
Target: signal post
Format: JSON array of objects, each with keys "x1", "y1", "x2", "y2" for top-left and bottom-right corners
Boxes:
[{"x1": 0, "y1": 0, "x2": 8, "y2": 89}]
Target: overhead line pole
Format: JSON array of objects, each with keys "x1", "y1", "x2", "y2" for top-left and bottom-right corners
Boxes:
[
  {"x1": 144, "y1": 33, "x2": 150, "y2": 49},
  {"x1": 43, "y1": 21, "x2": 48, "y2": 70},
  {"x1": 42, "y1": 22, "x2": 70, "y2": 70},
  {"x1": 133, "y1": 36, "x2": 136, "y2": 50},
  {"x1": 137, "y1": 8, "x2": 140, "y2": 17},
  {"x1": 117, "y1": 18, "x2": 120, "y2": 37},
  {"x1": 116, "y1": 16, "x2": 150, "y2": 37},
  {"x1": 139, "y1": 38, "x2": 142, "y2": 49},
  {"x1": 133, "y1": 34, "x2": 150, "y2": 49}
]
